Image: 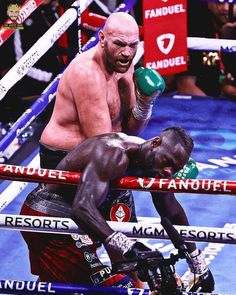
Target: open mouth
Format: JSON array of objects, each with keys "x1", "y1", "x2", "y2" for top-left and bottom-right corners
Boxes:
[{"x1": 117, "y1": 60, "x2": 130, "y2": 66}]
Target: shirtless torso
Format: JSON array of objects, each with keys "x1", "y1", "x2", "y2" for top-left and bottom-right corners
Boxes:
[
  {"x1": 42, "y1": 49, "x2": 138, "y2": 149},
  {"x1": 40, "y1": 12, "x2": 146, "y2": 151}
]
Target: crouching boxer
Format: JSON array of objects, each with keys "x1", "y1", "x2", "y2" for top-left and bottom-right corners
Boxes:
[{"x1": 21, "y1": 127, "x2": 192, "y2": 288}]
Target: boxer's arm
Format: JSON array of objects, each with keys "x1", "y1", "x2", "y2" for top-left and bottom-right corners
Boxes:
[
  {"x1": 71, "y1": 161, "x2": 113, "y2": 241},
  {"x1": 150, "y1": 159, "x2": 198, "y2": 252},
  {"x1": 123, "y1": 74, "x2": 149, "y2": 135},
  {"x1": 71, "y1": 67, "x2": 112, "y2": 137},
  {"x1": 124, "y1": 67, "x2": 165, "y2": 135},
  {"x1": 71, "y1": 145, "x2": 128, "y2": 241}
]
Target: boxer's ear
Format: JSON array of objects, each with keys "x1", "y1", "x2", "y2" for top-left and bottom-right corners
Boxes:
[
  {"x1": 151, "y1": 136, "x2": 161, "y2": 148},
  {"x1": 99, "y1": 30, "x2": 105, "y2": 48}
]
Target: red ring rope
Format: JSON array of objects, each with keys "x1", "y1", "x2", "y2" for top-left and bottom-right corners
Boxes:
[{"x1": 0, "y1": 164, "x2": 235, "y2": 194}]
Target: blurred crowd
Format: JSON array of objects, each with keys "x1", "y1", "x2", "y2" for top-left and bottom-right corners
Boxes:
[
  {"x1": 0, "y1": 0, "x2": 236, "y2": 127},
  {"x1": 174, "y1": 1, "x2": 236, "y2": 98}
]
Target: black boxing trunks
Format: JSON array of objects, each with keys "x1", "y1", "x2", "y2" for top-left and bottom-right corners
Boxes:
[
  {"x1": 24, "y1": 185, "x2": 73, "y2": 217},
  {"x1": 25, "y1": 185, "x2": 137, "y2": 223},
  {"x1": 39, "y1": 141, "x2": 68, "y2": 169}
]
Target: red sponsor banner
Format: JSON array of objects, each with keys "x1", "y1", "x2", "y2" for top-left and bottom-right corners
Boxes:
[{"x1": 143, "y1": 0, "x2": 188, "y2": 75}]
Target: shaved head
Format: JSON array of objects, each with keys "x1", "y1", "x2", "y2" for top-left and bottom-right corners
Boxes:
[
  {"x1": 103, "y1": 12, "x2": 139, "y2": 37},
  {"x1": 98, "y1": 12, "x2": 139, "y2": 73}
]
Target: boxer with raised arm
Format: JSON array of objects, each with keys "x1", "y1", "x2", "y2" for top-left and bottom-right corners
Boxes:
[
  {"x1": 40, "y1": 12, "x2": 164, "y2": 153},
  {"x1": 22, "y1": 127, "x2": 191, "y2": 287}
]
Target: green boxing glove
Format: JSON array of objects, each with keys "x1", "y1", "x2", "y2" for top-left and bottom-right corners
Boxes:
[
  {"x1": 132, "y1": 67, "x2": 165, "y2": 121},
  {"x1": 173, "y1": 158, "x2": 199, "y2": 179}
]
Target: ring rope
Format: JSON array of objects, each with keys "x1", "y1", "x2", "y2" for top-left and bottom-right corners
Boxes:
[
  {"x1": 137, "y1": 37, "x2": 236, "y2": 59},
  {"x1": 0, "y1": 280, "x2": 224, "y2": 295},
  {"x1": 187, "y1": 37, "x2": 236, "y2": 51},
  {"x1": 76, "y1": 0, "x2": 82, "y2": 54},
  {"x1": 1, "y1": 213, "x2": 236, "y2": 244},
  {"x1": 0, "y1": 164, "x2": 235, "y2": 195},
  {"x1": 0, "y1": 0, "x2": 137, "y2": 156},
  {"x1": 0, "y1": 75, "x2": 59, "y2": 156},
  {"x1": 0, "y1": 280, "x2": 150, "y2": 295},
  {"x1": 0, "y1": 155, "x2": 39, "y2": 212},
  {"x1": 0, "y1": 0, "x2": 45, "y2": 47},
  {"x1": 14, "y1": 30, "x2": 53, "y2": 83}
]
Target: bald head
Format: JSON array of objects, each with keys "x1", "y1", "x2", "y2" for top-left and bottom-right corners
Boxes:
[
  {"x1": 99, "y1": 12, "x2": 139, "y2": 73},
  {"x1": 103, "y1": 12, "x2": 139, "y2": 37}
]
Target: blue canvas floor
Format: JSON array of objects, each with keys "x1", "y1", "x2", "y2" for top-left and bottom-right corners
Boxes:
[{"x1": 0, "y1": 95, "x2": 236, "y2": 293}]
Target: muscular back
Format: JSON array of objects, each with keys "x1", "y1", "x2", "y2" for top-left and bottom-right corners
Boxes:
[
  {"x1": 46, "y1": 132, "x2": 133, "y2": 195},
  {"x1": 41, "y1": 46, "x2": 136, "y2": 151}
]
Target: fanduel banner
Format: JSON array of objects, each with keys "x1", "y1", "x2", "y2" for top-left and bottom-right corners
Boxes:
[{"x1": 143, "y1": 0, "x2": 188, "y2": 75}]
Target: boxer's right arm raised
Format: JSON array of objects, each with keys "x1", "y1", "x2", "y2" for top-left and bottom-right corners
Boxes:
[
  {"x1": 124, "y1": 67, "x2": 166, "y2": 135},
  {"x1": 133, "y1": 67, "x2": 166, "y2": 120}
]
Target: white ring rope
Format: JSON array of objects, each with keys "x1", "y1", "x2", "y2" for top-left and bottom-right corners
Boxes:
[
  {"x1": 0, "y1": 0, "x2": 94, "y2": 102},
  {"x1": 138, "y1": 37, "x2": 236, "y2": 57},
  {"x1": 1, "y1": 214, "x2": 236, "y2": 244},
  {"x1": 14, "y1": 30, "x2": 53, "y2": 82},
  {"x1": 187, "y1": 37, "x2": 236, "y2": 51},
  {"x1": 77, "y1": 0, "x2": 82, "y2": 54},
  {"x1": 0, "y1": 154, "x2": 39, "y2": 212}
]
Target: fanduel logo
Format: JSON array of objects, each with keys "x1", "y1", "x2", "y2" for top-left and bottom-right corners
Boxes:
[{"x1": 156, "y1": 33, "x2": 175, "y2": 55}]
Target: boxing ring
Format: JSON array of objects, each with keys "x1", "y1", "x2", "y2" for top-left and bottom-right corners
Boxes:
[{"x1": 0, "y1": 0, "x2": 236, "y2": 294}]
